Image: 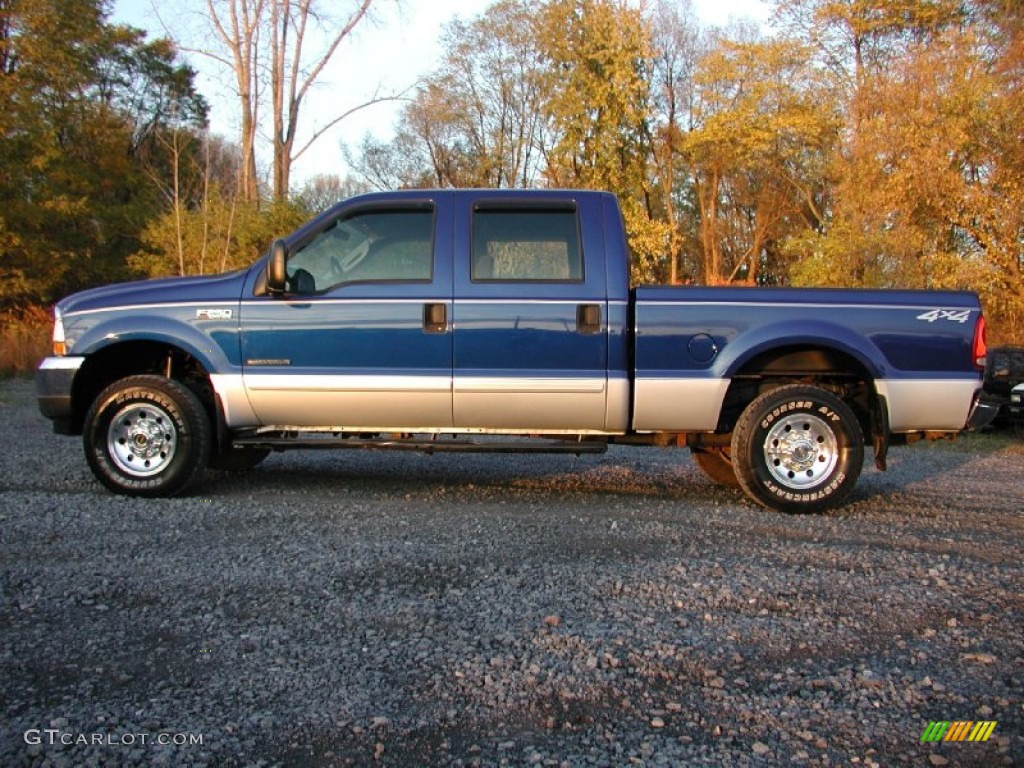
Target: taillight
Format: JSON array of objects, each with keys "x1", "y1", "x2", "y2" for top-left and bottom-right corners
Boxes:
[{"x1": 972, "y1": 314, "x2": 987, "y2": 370}]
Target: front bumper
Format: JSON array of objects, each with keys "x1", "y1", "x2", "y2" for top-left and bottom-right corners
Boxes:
[{"x1": 36, "y1": 356, "x2": 85, "y2": 434}]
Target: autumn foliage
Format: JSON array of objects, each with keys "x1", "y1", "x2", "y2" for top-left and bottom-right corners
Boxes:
[
  {"x1": 350, "y1": 0, "x2": 1024, "y2": 341},
  {"x1": 2, "y1": 0, "x2": 1022, "y2": 349}
]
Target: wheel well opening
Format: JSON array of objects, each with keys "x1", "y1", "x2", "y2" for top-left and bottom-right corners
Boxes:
[
  {"x1": 718, "y1": 345, "x2": 879, "y2": 439},
  {"x1": 71, "y1": 342, "x2": 214, "y2": 433}
]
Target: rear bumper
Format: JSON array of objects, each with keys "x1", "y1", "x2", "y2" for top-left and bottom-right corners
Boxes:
[
  {"x1": 966, "y1": 390, "x2": 1001, "y2": 431},
  {"x1": 36, "y1": 356, "x2": 85, "y2": 434}
]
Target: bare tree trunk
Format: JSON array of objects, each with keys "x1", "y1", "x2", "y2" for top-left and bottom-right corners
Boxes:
[
  {"x1": 271, "y1": 0, "x2": 288, "y2": 198},
  {"x1": 199, "y1": 132, "x2": 211, "y2": 275},
  {"x1": 697, "y1": 167, "x2": 721, "y2": 284},
  {"x1": 219, "y1": 191, "x2": 239, "y2": 273},
  {"x1": 172, "y1": 130, "x2": 185, "y2": 275},
  {"x1": 270, "y1": 0, "x2": 376, "y2": 199},
  {"x1": 203, "y1": 0, "x2": 264, "y2": 204},
  {"x1": 238, "y1": 87, "x2": 260, "y2": 203},
  {"x1": 197, "y1": 0, "x2": 402, "y2": 201}
]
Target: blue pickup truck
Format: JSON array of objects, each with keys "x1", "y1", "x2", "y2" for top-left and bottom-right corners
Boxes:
[{"x1": 36, "y1": 189, "x2": 995, "y2": 512}]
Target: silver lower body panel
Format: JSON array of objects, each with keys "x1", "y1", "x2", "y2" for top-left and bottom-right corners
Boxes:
[
  {"x1": 875, "y1": 379, "x2": 978, "y2": 432},
  {"x1": 632, "y1": 378, "x2": 731, "y2": 432}
]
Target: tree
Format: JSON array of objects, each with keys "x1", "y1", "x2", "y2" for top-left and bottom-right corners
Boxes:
[
  {"x1": 678, "y1": 26, "x2": 838, "y2": 285},
  {"x1": 535, "y1": 0, "x2": 651, "y2": 191},
  {"x1": 433, "y1": 0, "x2": 548, "y2": 188},
  {"x1": 777, "y1": 0, "x2": 1023, "y2": 339},
  {"x1": 346, "y1": 128, "x2": 438, "y2": 190},
  {"x1": 198, "y1": 0, "x2": 394, "y2": 201},
  {"x1": 773, "y1": 0, "x2": 966, "y2": 97},
  {"x1": 0, "y1": 0, "x2": 206, "y2": 308},
  {"x1": 348, "y1": 0, "x2": 548, "y2": 190},
  {"x1": 647, "y1": 0, "x2": 703, "y2": 284},
  {"x1": 295, "y1": 173, "x2": 368, "y2": 213},
  {"x1": 199, "y1": 0, "x2": 263, "y2": 202},
  {"x1": 964, "y1": 0, "x2": 1024, "y2": 337},
  {"x1": 535, "y1": 0, "x2": 661, "y2": 283},
  {"x1": 268, "y1": 0, "x2": 381, "y2": 198},
  {"x1": 131, "y1": 194, "x2": 307, "y2": 277}
]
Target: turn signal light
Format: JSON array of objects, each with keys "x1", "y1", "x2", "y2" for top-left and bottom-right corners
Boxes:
[{"x1": 52, "y1": 308, "x2": 66, "y2": 356}]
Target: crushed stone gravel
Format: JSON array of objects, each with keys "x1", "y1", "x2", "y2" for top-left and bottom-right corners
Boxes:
[{"x1": 1, "y1": 377, "x2": 1021, "y2": 767}]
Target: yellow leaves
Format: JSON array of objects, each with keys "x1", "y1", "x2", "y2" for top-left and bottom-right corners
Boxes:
[
  {"x1": 131, "y1": 194, "x2": 307, "y2": 278},
  {"x1": 621, "y1": 203, "x2": 672, "y2": 285},
  {"x1": 537, "y1": 0, "x2": 652, "y2": 193},
  {"x1": 765, "y1": 1, "x2": 1024, "y2": 339}
]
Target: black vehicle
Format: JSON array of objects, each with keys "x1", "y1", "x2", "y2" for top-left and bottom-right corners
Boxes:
[
  {"x1": 1009, "y1": 383, "x2": 1024, "y2": 439},
  {"x1": 984, "y1": 345, "x2": 1024, "y2": 434}
]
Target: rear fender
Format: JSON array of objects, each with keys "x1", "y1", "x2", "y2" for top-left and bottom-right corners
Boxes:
[{"x1": 714, "y1": 321, "x2": 886, "y2": 381}]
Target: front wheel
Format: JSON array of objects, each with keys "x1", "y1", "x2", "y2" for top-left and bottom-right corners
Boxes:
[
  {"x1": 731, "y1": 385, "x2": 864, "y2": 513},
  {"x1": 83, "y1": 375, "x2": 211, "y2": 497}
]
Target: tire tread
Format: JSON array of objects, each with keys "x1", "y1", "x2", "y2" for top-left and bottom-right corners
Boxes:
[
  {"x1": 731, "y1": 384, "x2": 864, "y2": 513},
  {"x1": 83, "y1": 375, "x2": 211, "y2": 497}
]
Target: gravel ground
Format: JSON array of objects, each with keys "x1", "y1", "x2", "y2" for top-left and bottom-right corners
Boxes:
[{"x1": 1, "y1": 376, "x2": 1021, "y2": 768}]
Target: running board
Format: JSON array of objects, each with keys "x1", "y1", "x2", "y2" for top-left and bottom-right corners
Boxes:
[{"x1": 233, "y1": 434, "x2": 608, "y2": 455}]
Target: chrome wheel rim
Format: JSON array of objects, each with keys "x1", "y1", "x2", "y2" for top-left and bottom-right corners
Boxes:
[
  {"x1": 107, "y1": 403, "x2": 177, "y2": 477},
  {"x1": 764, "y1": 413, "x2": 838, "y2": 490}
]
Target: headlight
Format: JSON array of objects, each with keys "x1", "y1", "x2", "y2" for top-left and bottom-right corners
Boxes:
[
  {"x1": 1012, "y1": 394, "x2": 1022, "y2": 404},
  {"x1": 52, "y1": 307, "x2": 66, "y2": 356}
]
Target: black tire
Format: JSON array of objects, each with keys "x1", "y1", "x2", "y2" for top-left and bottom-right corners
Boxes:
[
  {"x1": 731, "y1": 384, "x2": 864, "y2": 513},
  {"x1": 83, "y1": 375, "x2": 211, "y2": 497},
  {"x1": 208, "y1": 447, "x2": 271, "y2": 472},
  {"x1": 691, "y1": 448, "x2": 740, "y2": 487}
]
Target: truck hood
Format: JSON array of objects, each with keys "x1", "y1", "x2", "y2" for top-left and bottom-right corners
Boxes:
[{"x1": 57, "y1": 268, "x2": 252, "y2": 315}]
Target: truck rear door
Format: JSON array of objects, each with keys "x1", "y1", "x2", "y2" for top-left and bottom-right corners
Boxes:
[{"x1": 452, "y1": 193, "x2": 611, "y2": 432}]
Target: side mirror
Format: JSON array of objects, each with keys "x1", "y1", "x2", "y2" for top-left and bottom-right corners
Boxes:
[{"x1": 267, "y1": 239, "x2": 288, "y2": 294}]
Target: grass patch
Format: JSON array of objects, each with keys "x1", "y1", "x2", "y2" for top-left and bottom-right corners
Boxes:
[{"x1": 0, "y1": 306, "x2": 51, "y2": 377}]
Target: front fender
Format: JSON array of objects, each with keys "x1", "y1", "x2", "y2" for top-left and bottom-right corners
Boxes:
[{"x1": 68, "y1": 313, "x2": 239, "y2": 374}]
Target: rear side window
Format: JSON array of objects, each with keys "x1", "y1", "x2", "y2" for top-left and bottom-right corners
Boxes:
[{"x1": 472, "y1": 207, "x2": 583, "y2": 282}]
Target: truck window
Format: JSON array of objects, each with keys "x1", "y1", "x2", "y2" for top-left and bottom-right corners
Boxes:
[
  {"x1": 472, "y1": 208, "x2": 583, "y2": 282},
  {"x1": 287, "y1": 208, "x2": 433, "y2": 293}
]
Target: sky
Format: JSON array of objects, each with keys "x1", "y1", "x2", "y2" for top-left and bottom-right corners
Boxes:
[{"x1": 113, "y1": 0, "x2": 771, "y2": 188}]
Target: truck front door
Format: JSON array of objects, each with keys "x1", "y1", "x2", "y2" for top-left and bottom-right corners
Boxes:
[{"x1": 239, "y1": 199, "x2": 454, "y2": 429}]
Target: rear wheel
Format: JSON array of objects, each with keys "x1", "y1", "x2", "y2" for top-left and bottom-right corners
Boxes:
[
  {"x1": 691, "y1": 448, "x2": 739, "y2": 487},
  {"x1": 731, "y1": 384, "x2": 864, "y2": 513},
  {"x1": 84, "y1": 375, "x2": 211, "y2": 497}
]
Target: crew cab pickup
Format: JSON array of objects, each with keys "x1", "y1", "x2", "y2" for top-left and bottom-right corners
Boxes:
[{"x1": 36, "y1": 189, "x2": 995, "y2": 512}]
